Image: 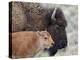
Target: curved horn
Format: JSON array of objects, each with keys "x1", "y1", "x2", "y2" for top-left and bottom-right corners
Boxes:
[{"x1": 51, "y1": 8, "x2": 57, "y2": 21}]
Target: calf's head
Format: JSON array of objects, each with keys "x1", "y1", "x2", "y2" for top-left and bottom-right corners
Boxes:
[{"x1": 37, "y1": 31, "x2": 54, "y2": 49}]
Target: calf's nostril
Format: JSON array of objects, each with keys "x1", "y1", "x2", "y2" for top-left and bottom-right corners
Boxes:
[{"x1": 51, "y1": 43, "x2": 54, "y2": 45}]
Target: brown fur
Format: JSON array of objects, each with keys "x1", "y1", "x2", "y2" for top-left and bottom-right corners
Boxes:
[
  {"x1": 12, "y1": 31, "x2": 54, "y2": 58},
  {"x1": 9, "y1": 2, "x2": 67, "y2": 56}
]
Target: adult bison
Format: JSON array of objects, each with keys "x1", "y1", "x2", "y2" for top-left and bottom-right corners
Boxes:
[{"x1": 9, "y1": 1, "x2": 67, "y2": 57}]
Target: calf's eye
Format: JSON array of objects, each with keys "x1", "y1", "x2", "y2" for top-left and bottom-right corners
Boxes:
[{"x1": 44, "y1": 37, "x2": 47, "y2": 39}]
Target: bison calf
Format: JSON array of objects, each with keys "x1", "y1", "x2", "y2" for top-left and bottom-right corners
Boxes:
[{"x1": 12, "y1": 31, "x2": 54, "y2": 58}]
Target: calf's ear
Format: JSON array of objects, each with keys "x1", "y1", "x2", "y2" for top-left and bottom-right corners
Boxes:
[
  {"x1": 37, "y1": 31, "x2": 46, "y2": 37},
  {"x1": 37, "y1": 31, "x2": 42, "y2": 36}
]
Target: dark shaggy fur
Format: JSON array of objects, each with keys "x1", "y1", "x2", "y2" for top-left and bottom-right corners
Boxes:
[
  {"x1": 47, "y1": 8, "x2": 67, "y2": 56},
  {"x1": 9, "y1": 2, "x2": 67, "y2": 56}
]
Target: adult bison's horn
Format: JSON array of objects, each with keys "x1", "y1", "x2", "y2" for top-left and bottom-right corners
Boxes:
[{"x1": 51, "y1": 8, "x2": 57, "y2": 21}]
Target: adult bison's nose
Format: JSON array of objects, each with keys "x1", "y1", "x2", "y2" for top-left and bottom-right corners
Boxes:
[{"x1": 57, "y1": 40, "x2": 67, "y2": 49}]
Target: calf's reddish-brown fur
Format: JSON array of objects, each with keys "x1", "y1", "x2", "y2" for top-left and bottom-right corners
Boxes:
[{"x1": 12, "y1": 31, "x2": 54, "y2": 58}]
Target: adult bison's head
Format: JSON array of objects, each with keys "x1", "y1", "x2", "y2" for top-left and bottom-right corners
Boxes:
[{"x1": 47, "y1": 8, "x2": 67, "y2": 56}]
